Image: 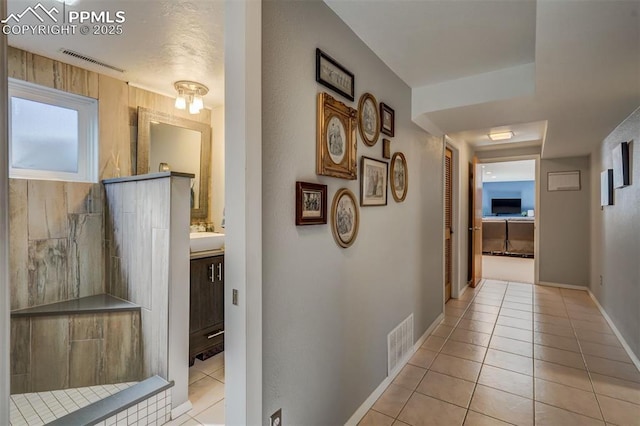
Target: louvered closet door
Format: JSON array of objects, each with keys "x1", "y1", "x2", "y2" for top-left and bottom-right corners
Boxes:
[{"x1": 445, "y1": 148, "x2": 453, "y2": 302}]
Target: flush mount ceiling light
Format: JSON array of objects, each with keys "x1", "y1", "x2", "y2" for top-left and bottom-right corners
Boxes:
[
  {"x1": 174, "y1": 81, "x2": 209, "y2": 115},
  {"x1": 488, "y1": 131, "x2": 514, "y2": 141}
]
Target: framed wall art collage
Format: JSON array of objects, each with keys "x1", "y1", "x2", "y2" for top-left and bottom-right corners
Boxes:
[{"x1": 295, "y1": 48, "x2": 409, "y2": 249}]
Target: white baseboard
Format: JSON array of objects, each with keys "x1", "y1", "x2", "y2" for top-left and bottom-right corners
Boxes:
[
  {"x1": 458, "y1": 283, "x2": 470, "y2": 298},
  {"x1": 344, "y1": 313, "x2": 444, "y2": 426},
  {"x1": 587, "y1": 291, "x2": 640, "y2": 372},
  {"x1": 171, "y1": 400, "x2": 193, "y2": 419},
  {"x1": 538, "y1": 281, "x2": 640, "y2": 373},
  {"x1": 537, "y1": 281, "x2": 589, "y2": 290}
]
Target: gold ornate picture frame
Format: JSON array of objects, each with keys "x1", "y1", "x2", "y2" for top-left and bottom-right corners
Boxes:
[
  {"x1": 317, "y1": 92, "x2": 357, "y2": 180},
  {"x1": 358, "y1": 92, "x2": 380, "y2": 146},
  {"x1": 331, "y1": 188, "x2": 359, "y2": 248},
  {"x1": 390, "y1": 152, "x2": 408, "y2": 202}
]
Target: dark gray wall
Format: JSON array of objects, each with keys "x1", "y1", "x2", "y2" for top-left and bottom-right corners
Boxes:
[
  {"x1": 539, "y1": 156, "x2": 591, "y2": 286},
  {"x1": 262, "y1": 1, "x2": 444, "y2": 424},
  {"x1": 590, "y1": 107, "x2": 640, "y2": 359}
]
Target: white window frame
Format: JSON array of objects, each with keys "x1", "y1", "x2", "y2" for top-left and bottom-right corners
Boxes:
[{"x1": 8, "y1": 78, "x2": 98, "y2": 183}]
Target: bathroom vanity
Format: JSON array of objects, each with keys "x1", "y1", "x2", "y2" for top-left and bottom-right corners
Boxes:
[{"x1": 189, "y1": 251, "x2": 225, "y2": 364}]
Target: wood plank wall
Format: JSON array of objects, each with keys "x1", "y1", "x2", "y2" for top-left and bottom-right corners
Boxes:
[
  {"x1": 8, "y1": 47, "x2": 211, "y2": 393},
  {"x1": 11, "y1": 311, "x2": 141, "y2": 393}
]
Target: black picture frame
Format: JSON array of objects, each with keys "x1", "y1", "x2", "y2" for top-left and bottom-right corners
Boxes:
[
  {"x1": 601, "y1": 169, "x2": 614, "y2": 206},
  {"x1": 316, "y1": 48, "x2": 355, "y2": 102},
  {"x1": 612, "y1": 141, "x2": 630, "y2": 188},
  {"x1": 380, "y1": 103, "x2": 395, "y2": 137}
]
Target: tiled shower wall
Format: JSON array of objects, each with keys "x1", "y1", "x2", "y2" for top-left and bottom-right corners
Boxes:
[
  {"x1": 9, "y1": 180, "x2": 105, "y2": 311},
  {"x1": 10, "y1": 311, "x2": 141, "y2": 394}
]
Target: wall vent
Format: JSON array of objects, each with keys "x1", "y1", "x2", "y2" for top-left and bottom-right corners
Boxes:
[
  {"x1": 59, "y1": 49, "x2": 125, "y2": 73},
  {"x1": 387, "y1": 314, "x2": 414, "y2": 376}
]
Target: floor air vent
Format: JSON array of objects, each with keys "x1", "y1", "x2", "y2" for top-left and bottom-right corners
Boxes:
[
  {"x1": 59, "y1": 49, "x2": 125, "y2": 73},
  {"x1": 387, "y1": 314, "x2": 414, "y2": 375}
]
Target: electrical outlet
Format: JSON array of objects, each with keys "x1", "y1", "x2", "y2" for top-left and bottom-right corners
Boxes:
[
  {"x1": 600, "y1": 275, "x2": 603, "y2": 286},
  {"x1": 270, "y1": 409, "x2": 282, "y2": 426}
]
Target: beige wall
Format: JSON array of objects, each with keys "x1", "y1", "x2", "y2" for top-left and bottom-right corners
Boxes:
[
  {"x1": 262, "y1": 1, "x2": 444, "y2": 424},
  {"x1": 538, "y1": 156, "x2": 591, "y2": 286},
  {"x1": 590, "y1": 106, "x2": 640, "y2": 359}
]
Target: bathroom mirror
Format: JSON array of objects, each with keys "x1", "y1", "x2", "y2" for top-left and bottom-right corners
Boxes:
[{"x1": 137, "y1": 107, "x2": 212, "y2": 219}]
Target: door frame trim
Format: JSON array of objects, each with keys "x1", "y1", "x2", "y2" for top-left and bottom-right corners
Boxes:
[
  {"x1": 0, "y1": 0, "x2": 9, "y2": 419},
  {"x1": 475, "y1": 154, "x2": 540, "y2": 284},
  {"x1": 444, "y1": 141, "x2": 460, "y2": 299}
]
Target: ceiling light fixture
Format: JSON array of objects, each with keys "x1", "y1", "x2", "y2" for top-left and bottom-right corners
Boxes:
[
  {"x1": 488, "y1": 131, "x2": 514, "y2": 141},
  {"x1": 174, "y1": 81, "x2": 209, "y2": 115}
]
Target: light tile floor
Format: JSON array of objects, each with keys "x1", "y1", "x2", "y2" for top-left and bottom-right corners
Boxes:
[
  {"x1": 10, "y1": 382, "x2": 136, "y2": 425},
  {"x1": 483, "y1": 255, "x2": 534, "y2": 284},
  {"x1": 359, "y1": 280, "x2": 640, "y2": 426},
  {"x1": 165, "y1": 352, "x2": 225, "y2": 426}
]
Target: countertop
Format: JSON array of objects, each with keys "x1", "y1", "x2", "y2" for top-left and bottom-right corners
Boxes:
[
  {"x1": 102, "y1": 171, "x2": 195, "y2": 185},
  {"x1": 11, "y1": 294, "x2": 140, "y2": 318},
  {"x1": 190, "y1": 249, "x2": 225, "y2": 260}
]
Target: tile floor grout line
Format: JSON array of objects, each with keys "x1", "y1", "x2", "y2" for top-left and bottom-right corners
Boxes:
[
  {"x1": 508, "y1": 281, "x2": 535, "y2": 426},
  {"x1": 559, "y1": 289, "x2": 608, "y2": 423},
  {"x1": 393, "y1": 279, "x2": 488, "y2": 424},
  {"x1": 445, "y1": 279, "x2": 487, "y2": 423},
  {"x1": 9, "y1": 397, "x2": 29, "y2": 426},
  {"x1": 461, "y1": 279, "x2": 509, "y2": 425}
]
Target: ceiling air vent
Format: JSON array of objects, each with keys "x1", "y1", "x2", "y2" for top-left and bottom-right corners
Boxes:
[{"x1": 59, "y1": 49, "x2": 125, "y2": 73}]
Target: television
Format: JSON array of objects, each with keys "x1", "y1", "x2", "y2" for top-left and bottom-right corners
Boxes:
[{"x1": 491, "y1": 198, "x2": 521, "y2": 215}]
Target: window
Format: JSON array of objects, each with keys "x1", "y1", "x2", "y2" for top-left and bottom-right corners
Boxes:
[{"x1": 8, "y1": 78, "x2": 98, "y2": 182}]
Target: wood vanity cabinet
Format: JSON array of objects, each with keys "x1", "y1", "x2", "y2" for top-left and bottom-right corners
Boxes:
[{"x1": 189, "y1": 255, "x2": 224, "y2": 364}]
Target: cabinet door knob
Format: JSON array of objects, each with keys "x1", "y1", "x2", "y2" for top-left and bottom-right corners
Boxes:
[
  {"x1": 208, "y1": 264, "x2": 214, "y2": 282},
  {"x1": 217, "y1": 263, "x2": 223, "y2": 282}
]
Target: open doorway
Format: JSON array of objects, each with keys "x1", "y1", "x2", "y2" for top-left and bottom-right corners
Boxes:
[{"x1": 478, "y1": 159, "x2": 538, "y2": 284}]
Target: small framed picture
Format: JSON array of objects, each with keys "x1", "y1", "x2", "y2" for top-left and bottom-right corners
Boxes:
[
  {"x1": 358, "y1": 92, "x2": 380, "y2": 146},
  {"x1": 316, "y1": 92, "x2": 358, "y2": 180},
  {"x1": 331, "y1": 188, "x2": 359, "y2": 248},
  {"x1": 382, "y1": 139, "x2": 391, "y2": 159},
  {"x1": 380, "y1": 103, "x2": 395, "y2": 137},
  {"x1": 296, "y1": 182, "x2": 328, "y2": 225},
  {"x1": 316, "y1": 48, "x2": 355, "y2": 102},
  {"x1": 600, "y1": 169, "x2": 613, "y2": 206},
  {"x1": 612, "y1": 141, "x2": 630, "y2": 188},
  {"x1": 390, "y1": 152, "x2": 408, "y2": 202},
  {"x1": 360, "y1": 156, "x2": 388, "y2": 206}
]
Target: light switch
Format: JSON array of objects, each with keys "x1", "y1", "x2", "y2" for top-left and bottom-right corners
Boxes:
[{"x1": 232, "y1": 289, "x2": 238, "y2": 305}]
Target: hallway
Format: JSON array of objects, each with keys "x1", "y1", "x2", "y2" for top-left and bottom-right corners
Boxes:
[{"x1": 360, "y1": 280, "x2": 640, "y2": 425}]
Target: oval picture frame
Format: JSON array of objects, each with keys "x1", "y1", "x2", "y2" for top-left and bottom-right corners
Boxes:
[
  {"x1": 357, "y1": 92, "x2": 380, "y2": 147},
  {"x1": 390, "y1": 152, "x2": 408, "y2": 202},
  {"x1": 331, "y1": 188, "x2": 359, "y2": 248}
]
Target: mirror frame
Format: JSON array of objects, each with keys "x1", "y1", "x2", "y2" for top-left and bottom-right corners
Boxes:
[{"x1": 136, "y1": 107, "x2": 212, "y2": 220}]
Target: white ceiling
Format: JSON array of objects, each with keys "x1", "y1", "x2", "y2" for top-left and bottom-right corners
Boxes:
[
  {"x1": 325, "y1": 0, "x2": 537, "y2": 88},
  {"x1": 450, "y1": 120, "x2": 546, "y2": 152},
  {"x1": 6, "y1": 0, "x2": 225, "y2": 108},
  {"x1": 327, "y1": 0, "x2": 640, "y2": 159},
  {"x1": 481, "y1": 160, "x2": 535, "y2": 183}
]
